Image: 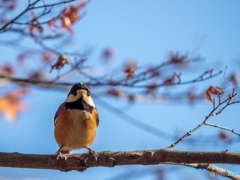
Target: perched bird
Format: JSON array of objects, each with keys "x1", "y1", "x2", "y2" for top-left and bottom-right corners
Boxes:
[{"x1": 54, "y1": 82, "x2": 99, "y2": 160}]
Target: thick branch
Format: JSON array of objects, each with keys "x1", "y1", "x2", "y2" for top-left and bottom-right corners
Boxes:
[{"x1": 1, "y1": 150, "x2": 240, "y2": 172}]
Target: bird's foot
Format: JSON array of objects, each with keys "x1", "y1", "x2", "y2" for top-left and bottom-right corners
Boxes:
[
  {"x1": 56, "y1": 151, "x2": 68, "y2": 161},
  {"x1": 84, "y1": 147, "x2": 98, "y2": 161}
]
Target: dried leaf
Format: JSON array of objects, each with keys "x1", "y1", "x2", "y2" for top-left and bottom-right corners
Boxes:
[
  {"x1": 209, "y1": 86, "x2": 224, "y2": 95},
  {"x1": 146, "y1": 83, "x2": 158, "y2": 95},
  {"x1": 187, "y1": 88, "x2": 196, "y2": 103},
  {"x1": 29, "y1": 23, "x2": 43, "y2": 40},
  {"x1": 61, "y1": 16, "x2": 74, "y2": 34},
  {"x1": 205, "y1": 90, "x2": 212, "y2": 102},
  {"x1": 64, "y1": 0, "x2": 88, "y2": 23},
  {"x1": 124, "y1": 61, "x2": 137, "y2": 83},
  {"x1": 168, "y1": 52, "x2": 187, "y2": 67},
  {"x1": 147, "y1": 67, "x2": 160, "y2": 77},
  {"x1": 29, "y1": 70, "x2": 44, "y2": 80},
  {"x1": 229, "y1": 72, "x2": 238, "y2": 87},
  {"x1": 102, "y1": 47, "x2": 114, "y2": 61},
  {"x1": 42, "y1": 51, "x2": 55, "y2": 63},
  {"x1": 17, "y1": 51, "x2": 35, "y2": 65},
  {"x1": 0, "y1": 87, "x2": 28, "y2": 122},
  {"x1": 128, "y1": 94, "x2": 136, "y2": 102},
  {"x1": 50, "y1": 55, "x2": 71, "y2": 72},
  {"x1": 205, "y1": 86, "x2": 224, "y2": 102},
  {"x1": 163, "y1": 74, "x2": 177, "y2": 85},
  {"x1": 77, "y1": 0, "x2": 88, "y2": 10},
  {"x1": 219, "y1": 131, "x2": 230, "y2": 142},
  {"x1": 2, "y1": 0, "x2": 17, "y2": 10},
  {"x1": 0, "y1": 65, "x2": 13, "y2": 76},
  {"x1": 64, "y1": 6, "x2": 79, "y2": 24},
  {"x1": 28, "y1": 11, "x2": 43, "y2": 40},
  {"x1": 61, "y1": 0, "x2": 88, "y2": 33},
  {"x1": 107, "y1": 88, "x2": 123, "y2": 97},
  {"x1": 48, "y1": 19, "x2": 57, "y2": 27}
]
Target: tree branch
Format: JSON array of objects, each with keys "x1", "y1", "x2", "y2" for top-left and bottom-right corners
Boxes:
[
  {"x1": 1, "y1": 150, "x2": 240, "y2": 172},
  {"x1": 0, "y1": 69, "x2": 222, "y2": 89},
  {"x1": 167, "y1": 89, "x2": 240, "y2": 149},
  {"x1": 183, "y1": 163, "x2": 240, "y2": 180}
]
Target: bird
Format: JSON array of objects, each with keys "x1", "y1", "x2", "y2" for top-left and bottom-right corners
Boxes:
[{"x1": 54, "y1": 82, "x2": 99, "y2": 161}]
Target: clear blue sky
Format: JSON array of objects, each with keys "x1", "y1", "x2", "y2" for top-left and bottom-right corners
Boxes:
[{"x1": 0, "y1": 0, "x2": 240, "y2": 179}]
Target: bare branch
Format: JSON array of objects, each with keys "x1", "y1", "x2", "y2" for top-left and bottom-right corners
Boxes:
[
  {"x1": 167, "y1": 90, "x2": 240, "y2": 149},
  {"x1": 205, "y1": 123, "x2": 240, "y2": 136},
  {"x1": 32, "y1": 0, "x2": 76, "y2": 9},
  {"x1": 0, "y1": 69, "x2": 222, "y2": 89},
  {"x1": 0, "y1": 0, "x2": 40, "y2": 32},
  {"x1": 1, "y1": 150, "x2": 240, "y2": 172}
]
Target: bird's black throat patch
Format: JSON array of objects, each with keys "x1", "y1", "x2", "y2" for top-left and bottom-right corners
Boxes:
[{"x1": 64, "y1": 97, "x2": 94, "y2": 113}]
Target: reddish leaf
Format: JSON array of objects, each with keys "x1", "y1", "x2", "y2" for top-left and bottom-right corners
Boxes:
[
  {"x1": 205, "y1": 90, "x2": 212, "y2": 102},
  {"x1": 0, "y1": 87, "x2": 28, "y2": 122},
  {"x1": 209, "y1": 86, "x2": 224, "y2": 95},
  {"x1": 0, "y1": 65, "x2": 13, "y2": 76},
  {"x1": 107, "y1": 88, "x2": 123, "y2": 97},
  {"x1": 61, "y1": 0, "x2": 88, "y2": 33},
  {"x1": 42, "y1": 51, "x2": 55, "y2": 63},
  {"x1": 28, "y1": 11, "x2": 43, "y2": 40},
  {"x1": 147, "y1": 67, "x2": 160, "y2": 77},
  {"x1": 128, "y1": 94, "x2": 136, "y2": 102},
  {"x1": 17, "y1": 50, "x2": 35, "y2": 64},
  {"x1": 102, "y1": 47, "x2": 114, "y2": 61},
  {"x1": 50, "y1": 55, "x2": 71, "y2": 72},
  {"x1": 64, "y1": 6, "x2": 79, "y2": 24},
  {"x1": 60, "y1": 16, "x2": 74, "y2": 34},
  {"x1": 48, "y1": 19, "x2": 57, "y2": 27},
  {"x1": 219, "y1": 131, "x2": 230, "y2": 142},
  {"x1": 29, "y1": 70, "x2": 44, "y2": 80},
  {"x1": 187, "y1": 88, "x2": 196, "y2": 103},
  {"x1": 229, "y1": 72, "x2": 238, "y2": 87},
  {"x1": 146, "y1": 83, "x2": 158, "y2": 95},
  {"x1": 163, "y1": 74, "x2": 177, "y2": 85},
  {"x1": 205, "y1": 86, "x2": 224, "y2": 102},
  {"x1": 124, "y1": 61, "x2": 137, "y2": 83},
  {"x1": 2, "y1": 0, "x2": 17, "y2": 10},
  {"x1": 77, "y1": 0, "x2": 88, "y2": 10},
  {"x1": 168, "y1": 52, "x2": 187, "y2": 67}
]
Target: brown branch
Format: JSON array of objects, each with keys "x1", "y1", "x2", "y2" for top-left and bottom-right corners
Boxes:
[
  {"x1": 1, "y1": 150, "x2": 240, "y2": 172},
  {"x1": 0, "y1": 0, "x2": 40, "y2": 32},
  {"x1": 167, "y1": 89, "x2": 240, "y2": 149},
  {"x1": 0, "y1": 69, "x2": 222, "y2": 89},
  {"x1": 0, "y1": 0, "x2": 78, "y2": 32}
]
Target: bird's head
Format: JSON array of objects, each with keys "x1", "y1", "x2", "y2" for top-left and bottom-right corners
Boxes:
[{"x1": 65, "y1": 82, "x2": 95, "y2": 107}]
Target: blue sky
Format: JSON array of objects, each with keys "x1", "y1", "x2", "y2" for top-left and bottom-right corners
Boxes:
[{"x1": 0, "y1": 0, "x2": 240, "y2": 179}]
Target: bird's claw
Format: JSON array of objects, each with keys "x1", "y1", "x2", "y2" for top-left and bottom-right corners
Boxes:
[
  {"x1": 56, "y1": 152, "x2": 68, "y2": 161},
  {"x1": 88, "y1": 149, "x2": 98, "y2": 161}
]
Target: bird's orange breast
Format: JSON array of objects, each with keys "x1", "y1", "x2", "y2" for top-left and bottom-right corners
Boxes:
[{"x1": 54, "y1": 104, "x2": 98, "y2": 152}]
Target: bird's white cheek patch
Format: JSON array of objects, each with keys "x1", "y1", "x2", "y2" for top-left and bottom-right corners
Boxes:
[{"x1": 86, "y1": 96, "x2": 95, "y2": 107}]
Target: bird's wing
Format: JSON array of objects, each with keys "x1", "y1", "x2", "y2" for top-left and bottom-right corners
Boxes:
[
  {"x1": 54, "y1": 103, "x2": 64, "y2": 126},
  {"x1": 95, "y1": 108, "x2": 99, "y2": 127}
]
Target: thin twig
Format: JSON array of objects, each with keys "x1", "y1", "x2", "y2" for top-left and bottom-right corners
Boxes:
[
  {"x1": 0, "y1": 0, "x2": 40, "y2": 32},
  {"x1": 167, "y1": 89, "x2": 239, "y2": 149},
  {"x1": 0, "y1": 69, "x2": 222, "y2": 89},
  {"x1": 31, "y1": 0, "x2": 76, "y2": 9},
  {"x1": 205, "y1": 123, "x2": 240, "y2": 136}
]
